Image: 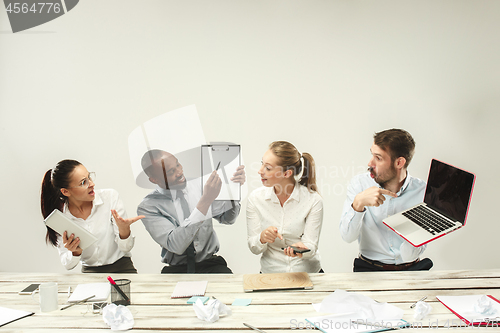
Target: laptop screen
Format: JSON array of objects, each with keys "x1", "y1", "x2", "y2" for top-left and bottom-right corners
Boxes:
[{"x1": 424, "y1": 159, "x2": 475, "y2": 224}]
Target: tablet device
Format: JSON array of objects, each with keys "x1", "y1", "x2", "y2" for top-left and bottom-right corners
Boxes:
[{"x1": 44, "y1": 209, "x2": 98, "y2": 250}]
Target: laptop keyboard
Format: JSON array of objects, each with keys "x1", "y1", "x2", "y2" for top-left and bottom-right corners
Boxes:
[{"x1": 402, "y1": 205, "x2": 457, "y2": 235}]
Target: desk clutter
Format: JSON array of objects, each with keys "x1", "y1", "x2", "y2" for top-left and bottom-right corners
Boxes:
[
  {"x1": 3, "y1": 270, "x2": 500, "y2": 331},
  {"x1": 437, "y1": 295, "x2": 500, "y2": 326},
  {"x1": 6, "y1": 275, "x2": 133, "y2": 330},
  {"x1": 306, "y1": 289, "x2": 408, "y2": 333}
]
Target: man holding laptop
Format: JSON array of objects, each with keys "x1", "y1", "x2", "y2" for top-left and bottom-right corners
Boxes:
[{"x1": 340, "y1": 129, "x2": 433, "y2": 272}]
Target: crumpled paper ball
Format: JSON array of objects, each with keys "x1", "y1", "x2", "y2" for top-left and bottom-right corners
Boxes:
[
  {"x1": 474, "y1": 295, "x2": 498, "y2": 316},
  {"x1": 193, "y1": 298, "x2": 232, "y2": 323},
  {"x1": 102, "y1": 303, "x2": 134, "y2": 331},
  {"x1": 414, "y1": 301, "x2": 432, "y2": 320}
]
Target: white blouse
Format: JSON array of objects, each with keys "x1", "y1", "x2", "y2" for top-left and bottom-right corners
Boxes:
[
  {"x1": 246, "y1": 183, "x2": 323, "y2": 273},
  {"x1": 57, "y1": 189, "x2": 134, "y2": 270}
]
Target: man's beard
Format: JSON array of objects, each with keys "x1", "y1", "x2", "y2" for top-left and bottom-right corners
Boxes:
[{"x1": 368, "y1": 166, "x2": 397, "y2": 189}]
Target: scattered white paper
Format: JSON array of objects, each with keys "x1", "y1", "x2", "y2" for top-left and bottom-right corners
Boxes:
[
  {"x1": 308, "y1": 291, "x2": 407, "y2": 333},
  {"x1": 193, "y1": 298, "x2": 232, "y2": 323},
  {"x1": 475, "y1": 295, "x2": 498, "y2": 316},
  {"x1": 414, "y1": 301, "x2": 432, "y2": 320},
  {"x1": 312, "y1": 289, "x2": 404, "y2": 321},
  {"x1": 437, "y1": 295, "x2": 500, "y2": 324},
  {"x1": 102, "y1": 303, "x2": 134, "y2": 331}
]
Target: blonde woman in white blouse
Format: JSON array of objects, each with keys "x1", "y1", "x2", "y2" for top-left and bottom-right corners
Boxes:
[{"x1": 246, "y1": 141, "x2": 323, "y2": 273}]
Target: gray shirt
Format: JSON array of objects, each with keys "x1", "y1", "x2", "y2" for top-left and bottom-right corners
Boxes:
[{"x1": 138, "y1": 179, "x2": 240, "y2": 266}]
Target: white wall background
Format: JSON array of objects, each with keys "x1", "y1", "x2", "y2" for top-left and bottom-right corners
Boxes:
[{"x1": 1, "y1": 0, "x2": 499, "y2": 274}]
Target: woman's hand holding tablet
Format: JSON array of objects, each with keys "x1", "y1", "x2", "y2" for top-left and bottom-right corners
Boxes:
[{"x1": 62, "y1": 231, "x2": 83, "y2": 256}]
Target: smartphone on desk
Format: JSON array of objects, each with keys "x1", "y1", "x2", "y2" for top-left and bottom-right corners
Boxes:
[
  {"x1": 281, "y1": 246, "x2": 311, "y2": 254},
  {"x1": 19, "y1": 283, "x2": 40, "y2": 295}
]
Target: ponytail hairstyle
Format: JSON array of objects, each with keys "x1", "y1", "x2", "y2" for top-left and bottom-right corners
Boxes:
[
  {"x1": 268, "y1": 141, "x2": 318, "y2": 192},
  {"x1": 40, "y1": 159, "x2": 82, "y2": 246}
]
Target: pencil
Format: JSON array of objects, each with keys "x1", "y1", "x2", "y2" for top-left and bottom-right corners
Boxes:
[{"x1": 60, "y1": 294, "x2": 95, "y2": 310}]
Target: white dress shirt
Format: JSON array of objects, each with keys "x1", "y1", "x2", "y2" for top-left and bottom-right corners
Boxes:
[
  {"x1": 57, "y1": 189, "x2": 135, "y2": 270},
  {"x1": 340, "y1": 172, "x2": 427, "y2": 264},
  {"x1": 247, "y1": 183, "x2": 323, "y2": 273}
]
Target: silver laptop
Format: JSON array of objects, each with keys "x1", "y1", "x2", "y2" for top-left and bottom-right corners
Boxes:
[{"x1": 383, "y1": 159, "x2": 475, "y2": 247}]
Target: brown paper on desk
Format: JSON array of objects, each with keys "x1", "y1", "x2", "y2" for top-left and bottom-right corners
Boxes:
[{"x1": 243, "y1": 272, "x2": 313, "y2": 292}]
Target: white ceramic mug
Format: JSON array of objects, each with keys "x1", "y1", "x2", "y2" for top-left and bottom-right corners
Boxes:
[{"x1": 32, "y1": 282, "x2": 58, "y2": 312}]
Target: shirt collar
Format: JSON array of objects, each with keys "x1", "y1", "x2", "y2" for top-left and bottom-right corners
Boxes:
[
  {"x1": 157, "y1": 186, "x2": 187, "y2": 201},
  {"x1": 62, "y1": 189, "x2": 102, "y2": 214},
  {"x1": 374, "y1": 170, "x2": 413, "y2": 196},
  {"x1": 398, "y1": 170, "x2": 412, "y2": 195},
  {"x1": 264, "y1": 182, "x2": 301, "y2": 204},
  {"x1": 93, "y1": 190, "x2": 104, "y2": 206}
]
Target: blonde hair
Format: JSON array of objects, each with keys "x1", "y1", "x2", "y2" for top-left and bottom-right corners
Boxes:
[{"x1": 268, "y1": 141, "x2": 317, "y2": 192}]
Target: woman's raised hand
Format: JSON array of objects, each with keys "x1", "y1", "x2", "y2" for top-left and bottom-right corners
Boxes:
[{"x1": 112, "y1": 209, "x2": 145, "y2": 239}]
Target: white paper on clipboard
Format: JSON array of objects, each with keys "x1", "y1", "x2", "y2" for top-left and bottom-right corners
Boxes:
[{"x1": 201, "y1": 144, "x2": 241, "y2": 201}]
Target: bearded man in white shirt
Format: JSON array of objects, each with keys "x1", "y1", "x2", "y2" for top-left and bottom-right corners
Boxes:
[{"x1": 340, "y1": 129, "x2": 433, "y2": 272}]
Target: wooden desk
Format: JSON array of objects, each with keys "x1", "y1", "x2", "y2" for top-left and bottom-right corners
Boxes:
[{"x1": 1, "y1": 269, "x2": 499, "y2": 332}]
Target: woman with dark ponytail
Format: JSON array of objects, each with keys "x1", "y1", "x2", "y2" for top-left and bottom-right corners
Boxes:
[
  {"x1": 246, "y1": 141, "x2": 324, "y2": 273},
  {"x1": 41, "y1": 160, "x2": 144, "y2": 273}
]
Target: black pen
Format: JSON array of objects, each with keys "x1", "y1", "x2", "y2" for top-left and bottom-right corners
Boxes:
[
  {"x1": 215, "y1": 161, "x2": 221, "y2": 171},
  {"x1": 410, "y1": 296, "x2": 427, "y2": 308},
  {"x1": 107, "y1": 276, "x2": 129, "y2": 303}
]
